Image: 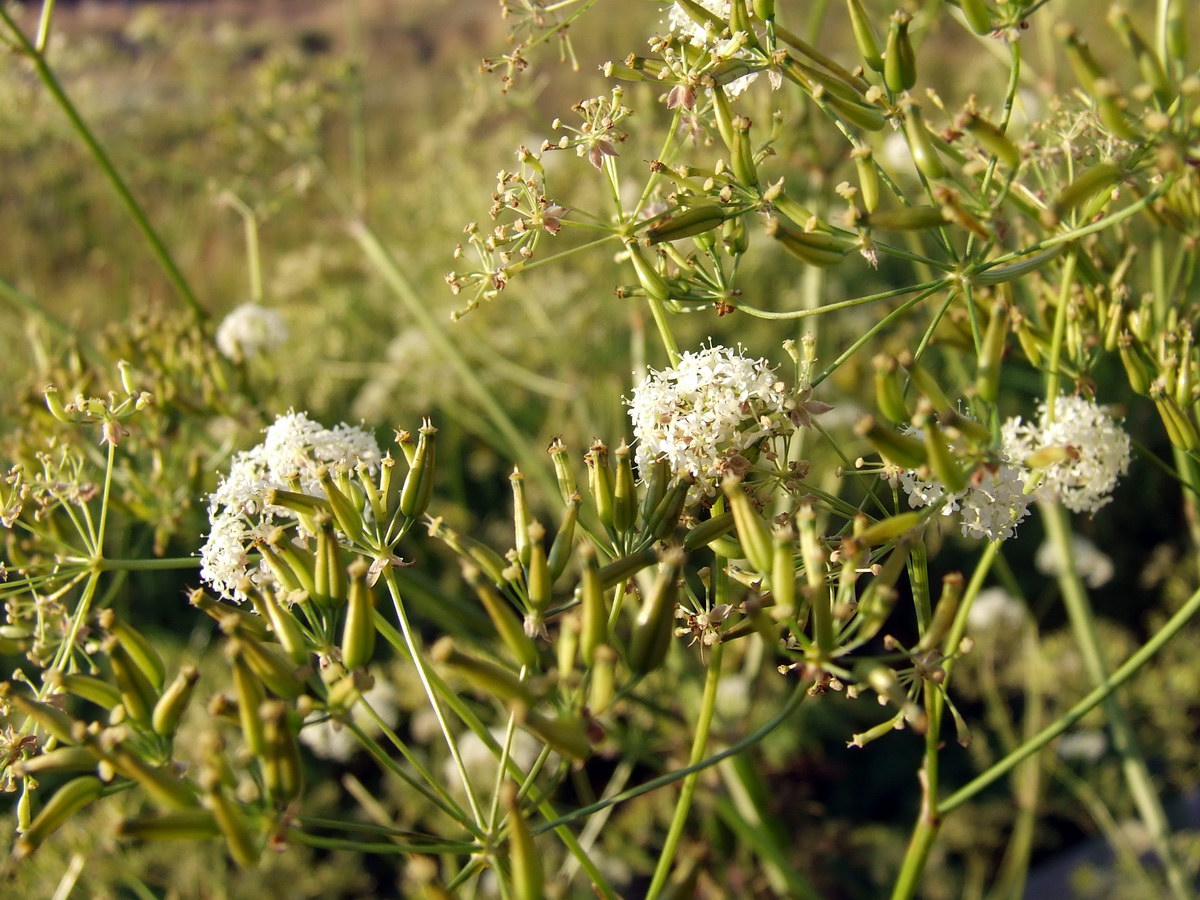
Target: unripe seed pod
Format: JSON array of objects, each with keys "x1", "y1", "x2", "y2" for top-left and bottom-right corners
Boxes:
[
  {"x1": 1055, "y1": 23, "x2": 1104, "y2": 92},
  {"x1": 854, "y1": 511, "x2": 925, "y2": 546},
  {"x1": 54, "y1": 673, "x2": 122, "y2": 710},
  {"x1": 230, "y1": 634, "x2": 306, "y2": 700},
  {"x1": 557, "y1": 613, "x2": 579, "y2": 680},
  {"x1": 723, "y1": 481, "x2": 773, "y2": 574},
  {"x1": 612, "y1": 442, "x2": 637, "y2": 533},
  {"x1": 12, "y1": 776, "x2": 104, "y2": 859},
  {"x1": 1108, "y1": 6, "x2": 1172, "y2": 107},
  {"x1": 152, "y1": 665, "x2": 200, "y2": 738},
  {"x1": 771, "y1": 526, "x2": 797, "y2": 618},
  {"x1": 1043, "y1": 163, "x2": 1123, "y2": 227},
  {"x1": 105, "y1": 743, "x2": 198, "y2": 809},
  {"x1": 975, "y1": 301, "x2": 1008, "y2": 403},
  {"x1": 1153, "y1": 389, "x2": 1200, "y2": 451},
  {"x1": 432, "y1": 637, "x2": 536, "y2": 705},
  {"x1": 204, "y1": 781, "x2": 260, "y2": 867},
  {"x1": 960, "y1": 111, "x2": 1019, "y2": 169},
  {"x1": 957, "y1": 0, "x2": 992, "y2": 36},
  {"x1": 598, "y1": 548, "x2": 659, "y2": 590},
  {"x1": 638, "y1": 457, "x2": 671, "y2": 525},
  {"x1": 255, "y1": 541, "x2": 309, "y2": 598},
  {"x1": 503, "y1": 783, "x2": 544, "y2": 900},
  {"x1": 312, "y1": 517, "x2": 347, "y2": 607},
  {"x1": 764, "y1": 217, "x2": 851, "y2": 267},
  {"x1": 585, "y1": 442, "x2": 616, "y2": 532},
  {"x1": 116, "y1": 809, "x2": 220, "y2": 841},
  {"x1": 547, "y1": 497, "x2": 580, "y2": 583},
  {"x1": 916, "y1": 571, "x2": 964, "y2": 652},
  {"x1": 260, "y1": 589, "x2": 309, "y2": 667},
  {"x1": 466, "y1": 564, "x2": 538, "y2": 670},
  {"x1": 873, "y1": 353, "x2": 910, "y2": 423},
  {"x1": 683, "y1": 512, "x2": 736, "y2": 550},
  {"x1": 627, "y1": 243, "x2": 672, "y2": 302},
  {"x1": 12, "y1": 746, "x2": 97, "y2": 778},
  {"x1": 919, "y1": 415, "x2": 968, "y2": 494},
  {"x1": 825, "y1": 93, "x2": 888, "y2": 131},
  {"x1": 261, "y1": 700, "x2": 302, "y2": 806},
  {"x1": 547, "y1": 438, "x2": 577, "y2": 506},
  {"x1": 318, "y1": 467, "x2": 364, "y2": 544},
  {"x1": 730, "y1": 115, "x2": 759, "y2": 187},
  {"x1": 42, "y1": 384, "x2": 78, "y2": 423},
  {"x1": 102, "y1": 613, "x2": 166, "y2": 692},
  {"x1": 898, "y1": 351, "x2": 954, "y2": 413},
  {"x1": 901, "y1": 99, "x2": 945, "y2": 179},
  {"x1": 854, "y1": 415, "x2": 928, "y2": 469},
  {"x1": 866, "y1": 205, "x2": 948, "y2": 231},
  {"x1": 1093, "y1": 79, "x2": 1135, "y2": 140},
  {"x1": 627, "y1": 548, "x2": 686, "y2": 676},
  {"x1": 514, "y1": 704, "x2": 592, "y2": 761},
  {"x1": 852, "y1": 146, "x2": 879, "y2": 212},
  {"x1": 398, "y1": 420, "x2": 437, "y2": 520},
  {"x1": 846, "y1": 0, "x2": 883, "y2": 71},
  {"x1": 578, "y1": 546, "x2": 609, "y2": 667},
  {"x1": 865, "y1": 665, "x2": 909, "y2": 709},
  {"x1": 341, "y1": 560, "x2": 377, "y2": 671},
  {"x1": 721, "y1": 213, "x2": 750, "y2": 256},
  {"x1": 525, "y1": 521, "x2": 551, "y2": 612},
  {"x1": 711, "y1": 84, "x2": 737, "y2": 151},
  {"x1": 648, "y1": 477, "x2": 692, "y2": 540},
  {"x1": 4, "y1": 687, "x2": 79, "y2": 745},
  {"x1": 771, "y1": 191, "x2": 815, "y2": 228},
  {"x1": 107, "y1": 639, "x2": 158, "y2": 726},
  {"x1": 884, "y1": 11, "x2": 916, "y2": 92},
  {"x1": 230, "y1": 652, "x2": 266, "y2": 756},
  {"x1": 588, "y1": 645, "x2": 617, "y2": 714},
  {"x1": 647, "y1": 202, "x2": 728, "y2": 244}
]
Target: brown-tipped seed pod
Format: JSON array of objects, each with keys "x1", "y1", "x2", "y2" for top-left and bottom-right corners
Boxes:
[
  {"x1": 398, "y1": 420, "x2": 437, "y2": 520},
  {"x1": 189, "y1": 589, "x2": 271, "y2": 638},
  {"x1": 341, "y1": 560, "x2": 377, "y2": 671},
  {"x1": 627, "y1": 548, "x2": 686, "y2": 676},
  {"x1": 547, "y1": 438, "x2": 577, "y2": 506},
  {"x1": 11, "y1": 776, "x2": 104, "y2": 859},
  {"x1": 612, "y1": 442, "x2": 638, "y2": 534},
  {"x1": 585, "y1": 442, "x2": 616, "y2": 533}
]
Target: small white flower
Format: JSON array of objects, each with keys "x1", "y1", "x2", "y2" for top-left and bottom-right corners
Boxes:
[
  {"x1": 1057, "y1": 728, "x2": 1107, "y2": 763},
  {"x1": 628, "y1": 344, "x2": 789, "y2": 492},
  {"x1": 299, "y1": 676, "x2": 400, "y2": 763},
  {"x1": 665, "y1": 1, "x2": 759, "y2": 98},
  {"x1": 215, "y1": 303, "x2": 287, "y2": 361},
  {"x1": 1035, "y1": 534, "x2": 1115, "y2": 588},
  {"x1": 967, "y1": 587, "x2": 1027, "y2": 633},
  {"x1": 199, "y1": 411, "x2": 381, "y2": 602},
  {"x1": 1001, "y1": 395, "x2": 1131, "y2": 514},
  {"x1": 901, "y1": 458, "x2": 1033, "y2": 541}
]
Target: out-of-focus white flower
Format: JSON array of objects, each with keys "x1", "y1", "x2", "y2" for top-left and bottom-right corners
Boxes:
[
  {"x1": 1001, "y1": 395, "x2": 1131, "y2": 514},
  {"x1": 215, "y1": 302, "x2": 287, "y2": 361},
  {"x1": 628, "y1": 344, "x2": 789, "y2": 492},
  {"x1": 1035, "y1": 533, "x2": 1115, "y2": 588},
  {"x1": 666, "y1": 1, "x2": 759, "y2": 98},
  {"x1": 446, "y1": 727, "x2": 555, "y2": 794},
  {"x1": 901, "y1": 458, "x2": 1033, "y2": 541},
  {"x1": 299, "y1": 675, "x2": 400, "y2": 763},
  {"x1": 199, "y1": 411, "x2": 381, "y2": 602},
  {"x1": 967, "y1": 587, "x2": 1027, "y2": 633},
  {"x1": 1057, "y1": 728, "x2": 1107, "y2": 763}
]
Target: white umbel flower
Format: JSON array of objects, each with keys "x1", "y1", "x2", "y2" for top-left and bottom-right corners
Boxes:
[
  {"x1": 1035, "y1": 533, "x2": 1115, "y2": 588},
  {"x1": 199, "y1": 411, "x2": 381, "y2": 602},
  {"x1": 967, "y1": 587, "x2": 1027, "y2": 633},
  {"x1": 666, "y1": 1, "x2": 759, "y2": 98},
  {"x1": 628, "y1": 345, "x2": 787, "y2": 492},
  {"x1": 1001, "y1": 395, "x2": 1131, "y2": 514},
  {"x1": 215, "y1": 302, "x2": 287, "y2": 361},
  {"x1": 900, "y1": 456, "x2": 1033, "y2": 541}
]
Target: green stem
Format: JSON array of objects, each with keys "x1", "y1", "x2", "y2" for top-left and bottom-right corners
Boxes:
[
  {"x1": 1039, "y1": 501, "x2": 1190, "y2": 898},
  {"x1": 0, "y1": 7, "x2": 204, "y2": 320},
  {"x1": 1044, "y1": 249, "x2": 1077, "y2": 417},
  {"x1": 645, "y1": 642, "x2": 725, "y2": 899}
]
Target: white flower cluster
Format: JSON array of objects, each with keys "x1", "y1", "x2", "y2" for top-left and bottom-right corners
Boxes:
[
  {"x1": 215, "y1": 302, "x2": 288, "y2": 361},
  {"x1": 901, "y1": 456, "x2": 1033, "y2": 542},
  {"x1": 967, "y1": 587, "x2": 1028, "y2": 633},
  {"x1": 1035, "y1": 533, "x2": 1115, "y2": 588},
  {"x1": 1001, "y1": 394, "x2": 1131, "y2": 514},
  {"x1": 299, "y1": 674, "x2": 399, "y2": 762},
  {"x1": 628, "y1": 345, "x2": 787, "y2": 491},
  {"x1": 666, "y1": 1, "x2": 759, "y2": 98},
  {"x1": 199, "y1": 411, "x2": 382, "y2": 602}
]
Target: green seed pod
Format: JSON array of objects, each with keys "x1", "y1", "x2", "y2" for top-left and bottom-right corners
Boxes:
[
  {"x1": 312, "y1": 516, "x2": 347, "y2": 607},
  {"x1": 1108, "y1": 6, "x2": 1172, "y2": 107},
  {"x1": 11, "y1": 776, "x2": 104, "y2": 859},
  {"x1": 12, "y1": 746, "x2": 97, "y2": 778},
  {"x1": 865, "y1": 205, "x2": 948, "y2": 231},
  {"x1": 846, "y1": 0, "x2": 883, "y2": 71},
  {"x1": 261, "y1": 700, "x2": 302, "y2": 807},
  {"x1": 825, "y1": 93, "x2": 887, "y2": 131},
  {"x1": 230, "y1": 652, "x2": 266, "y2": 756},
  {"x1": 318, "y1": 467, "x2": 364, "y2": 544},
  {"x1": 525, "y1": 521, "x2": 552, "y2": 612},
  {"x1": 105, "y1": 743, "x2": 198, "y2": 809},
  {"x1": 627, "y1": 548, "x2": 686, "y2": 676},
  {"x1": 398, "y1": 420, "x2": 437, "y2": 520},
  {"x1": 722, "y1": 481, "x2": 773, "y2": 574},
  {"x1": 674, "y1": 0, "x2": 726, "y2": 34},
  {"x1": 648, "y1": 478, "x2": 692, "y2": 540},
  {"x1": 730, "y1": 115, "x2": 759, "y2": 187},
  {"x1": 627, "y1": 243, "x2": 672, "y2": 302},
  {"x1": 1093, "y1": 79, "x2": 1135, "y2": 140},
  {"x1": 1054, "y1": 23, "x2": 1104, "y2": 92},
  {"x1": 854, "y1": 511, "x2": 925, "y2": 546},
  {"x1": 873, "y1": 353, "x2": 910, "y2": 423},
  {"x1": 1153, "y1": 388, "x2": 1200, "y2": 451},
  {"x1": 152, "y1": 665, "x2": 200, "y2": 739},
  {"x1": 107, "y1": 639, "x2": 158, "y2": 726},
  {"x1": 4, "y1": 687, "x2": 79, "y2": 745},
  {"x1": 547, "y1": 497, "x2": 580, "y2": 583},
  {"x1": 598, "y1": 548, "x2": 659, "y2": 590},
  {"x1": 204, "y1": 781, "x2": 260, "y2": 867},
  {"x1": 854, "y1": 415, "x2": 928, "y2": 469},
  {"x1": 612, "y1": 442, "x2": 637, "y2": 534},
  {"x1": 956, "y1": 0, "x2": 992, "y2": 36},
  {"x1": 938, "y1": 408, "x2": 993, "y2": 445},
  {"x1": 54, "y1": 673, "x2": 123, "y2": 711},
  {"x1": 884, "y1": 11, "x2": 916, "y2": 92},
  {"x1": 1043, "y1": 163, "x2": 1123, "y2": 227},
  {"x1": 578, "y1": 546, "x2": 609, "y2": 666},
  {"x1": 973, "y1": 245, "x2": 1066, "y2": 286},
  {"x1": 341, "y1": 560, "x2": 377, "y2": 671},
  {"x1": 515, "y1": 704, "x2": 592, "y2": 761},
  {"x1": 852, "y1": 146, "x2": 879, "y2": 212},
  {"x1": 503, "y1": 783, "x2": 544, "y2": 900},
  {"x1": 772, "y1": 191, "x2": 815, "y2": 228},
  {"x1": 547, "y1": 438, "x2": 577, "y2": 506},
  {"x1": 1166, "y1": 3, "x2": 1187, "y2": 67},
  {"x1": 465, "y1": 564, "x2": 537, "y2": 670},
  {"x1": 770, "y1": 526, "x2": 797, "y2": 619},
  {"x1": 961, "y1": 111, "x2": 1019, "y2": 169},
  {"x1": 259, "y1": 590, "x2": 310, "y2": 667},
  {"x1": 588, "y1": 645, "x2": 617, "y2": 714},
  {"x1": 682, "y1": 512, "x2": 736, "y2": 550},
  {"x1": 116, "y1": 809, "x2": 220, "y2": 841},
  {"x1": 721, "y1": 213, "x2": 751, "y2": 256},
  {"x1": 585, "y1": 442, "x2": 616, "y2": 532},
  {"x1": 711, "y1": 84, "x2": 737, "y2": 151},
  {"x1": 42, "y1": 384, "x2": 79, "y2": 423},
  {"x1": 557, "y1": 613, "x2": 579, "y2": 680},
  {"x1": 752, "y1": 0, "x2": 775, "y2": 21},
  {"x1": 898, "y1": 351, "x2": 954, "y2": 413},
  {"x1": 255, "y1": 540, "x2": 309, "y2": 598},
  {"x1": 975, "y1": 302, "x2": 1008, "y2": 404},
  {"x1": 230, "y1": 634, "x2": 306, "y2": 700},
  {"x1": 432, "y1": 637, "x2": 536, "y2": 706},
  {"x1": 100, "y1": 614, "x2": 166, "y2": 693},
  {"x1": 647, "y1": 202, "x2": 728, "y2": 244},
  {"x1": 431, "y1": 521, "x2": 510, "y2": 586},
  {"x1": 901, "y1": 99, "x2": 945, "y2": 179},
  {"x1": 916, "y1": 571, "x2": 964, "y2": 652},
  {"x1": 764, "y1": 217, "x2": 851, "y2": 267},
  {"x1": 638, "y1": 457, "x2": 671, "y2": 524},
  {"x1": 919, "y1": 416, "x2": 968, "y2": 494}
]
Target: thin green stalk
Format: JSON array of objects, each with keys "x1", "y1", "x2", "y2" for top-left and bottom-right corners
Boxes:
[
  {"x1": 0, "y1": 7, "x2": 204, "y2": 320},
  {"x1": 645, "y1": 642, "x2": 725, "y2": 900},
  {"x1": 1044, "y1": 249, "x2": 1077, "y2": 416},
  {"x1": 1039, "y1": 501, "x2": 1190, "y2": 899}
]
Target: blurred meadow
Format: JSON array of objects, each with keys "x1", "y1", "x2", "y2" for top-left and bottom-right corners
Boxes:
[{"x1": 2, "y1": 0, "x2": 1200, "y2": 897}]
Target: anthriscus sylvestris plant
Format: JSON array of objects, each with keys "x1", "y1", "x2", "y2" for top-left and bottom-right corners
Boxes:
[{"x1": 5, "y1": 1, "x2": 1200, "y2": 898}]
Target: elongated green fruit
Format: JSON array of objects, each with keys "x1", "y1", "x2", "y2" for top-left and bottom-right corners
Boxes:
[
  {"x1": 846, "y1": 0, "x2": 883, "y2": 71},
  {"x1": 613, "y1": 442, "x2": 637, "y2": 533},
  {"x1": 647, "y1": 202, "x2": 728, "y2": 244},
  {"x1": 205, "y1": 782, "x2": 260, "y2": 867},
  {"x1": 627, "y1": 549, "x2": 686, "y2": 676},
  {"x1": 525, "y1": 521, "x2": 551, "y2": 612},
  {"x1": 341, "y1": 561, "x2": 376, "y2": 671},
  {"x1": 103, "y1": 615, "x2": 166, "y2": 692},
  {"x1": 586, "y1": 443, "x2": 616, "y2": 531},
  {"x1": 1042, "y1": 163, "x2": 1122, "y2": 227},
  {"x1": 152, "y1": 665, "x2": 200, "y2": 738},
  {"x1": 5, "y1": 688, "x2": 78, "y2": 745},
  {"x1": 260, "y1": 590, "x2": 309, "y2": 667},
  {"x1": 884, "y1": 11, "x2": 916, "y2": 92},
  {"x1": 261, "y1": 700, "x2": 302, "y2": 807},
  {"x1": 12, "y1": 776, "x2": 104, "y2": 858},
  {"x1": 504, "y1": 784, "x2": 544, "y2": 900},
  {"x1": 975, "y1": 301, "x2": 1008, "y2": 403},
  {"x1": 55, "y1": 673, "x2": 122, "y2": 710},
  {"x1": 578, "y1": 547, "x2": 608, "y2": 666},
  {"x1": 230, "y1": 652, "x2": 266, "y2": 756},
  {"x1": 627, "y1": 243, "x2": 672, "y2": 302},
  {"x1": 116, "y1": 809, "x2": 220, "y2": 841},
  {"x1": 854, "y1": 512, "x2": 925, "y2": 546},
  {"x1": 12, "y1": 746, "x2": 97, "y2": 778},
  {"x1": 683, "y1": 512, "x2": 736, "y2": 550},
  {"x1": 873, "y1": 354, "x2": 910, "y2": 423},
  {"x1": 916, "y1": 572, "x2": 964, "y2": 652},
  {"x1": 956, "y1": 0, "x2": 992, "y2": 35},
  {"x1": 432, "y1": 637, "x2": 535, "y2": 706},
  {"x1": 466, "y1": 565, "x2": 538, "y2": 670},
  {"x1": 961, "y1": 111, "x2": 1019, "y2": 169},
  {"x1": 764, "y1": 217, "x2": 850, "y2": 267},
  {"x1": 902, "y1": 100, "x2": 945, "y2": 179},
  {"x1": 598, "y1": 548, "x2": 659, "y2": 589},
  {"x1": 854, "y1": 415, "x2": 928, "y2": 469},
  {"x1": 398, "y1": 420, "x2": 437, "y2": 519},
  {"x1": 107, "y1": 640, "x2": 158, "y2": 725},
  {"x1": 547, "y1": 498, "x2": 580, "y2": 582},
  {"x1": 318, "y1": 467, "x2": 363, "y2": 543},
  {"x1": 866, "y1": 205, "x2": 948, "y2": 230},
  {"x1": 723, "y1": 481, "x2": 773, "y2": 574}
]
